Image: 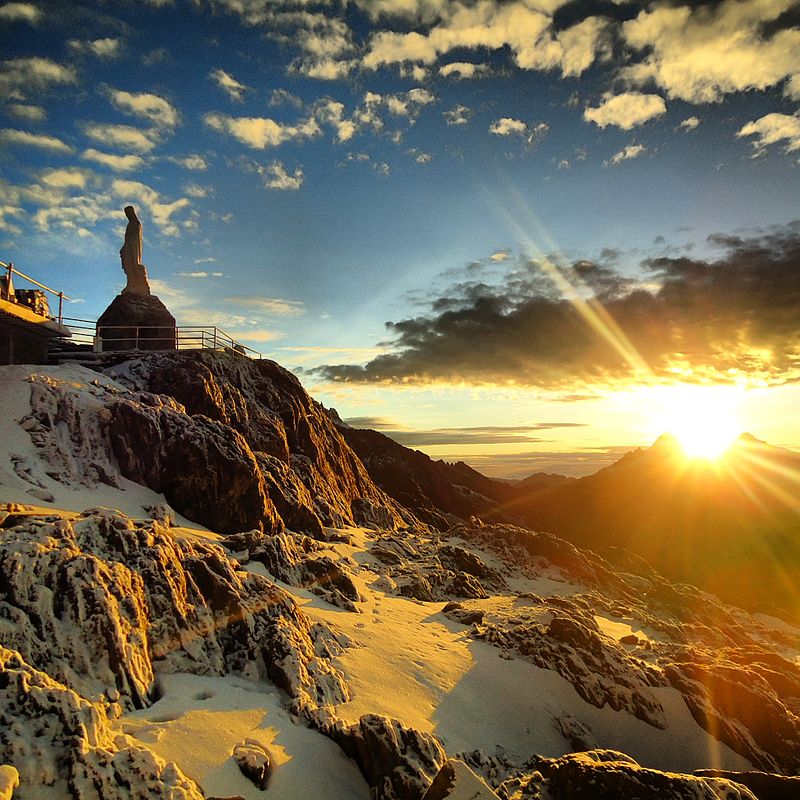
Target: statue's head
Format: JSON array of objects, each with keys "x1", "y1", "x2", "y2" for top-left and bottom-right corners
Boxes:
[{"x1": 124, "y1": 205, "x2": 138, "y2": 221}]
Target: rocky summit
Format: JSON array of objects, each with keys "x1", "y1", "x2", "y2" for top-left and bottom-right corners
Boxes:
[{"x1": 1, "y1": 351, "x2": 800, "y2": 800}]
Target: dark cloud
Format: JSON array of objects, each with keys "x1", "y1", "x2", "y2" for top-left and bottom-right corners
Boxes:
[
  {"x1": 342, "y1": 422, "x2": 587, "y2": 446},
  {"x1": 316, "y1": 221, "x2": 800, "y2": 390}
]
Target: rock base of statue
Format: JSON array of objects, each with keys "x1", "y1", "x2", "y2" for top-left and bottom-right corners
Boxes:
[{"x1": 97, "y1": 293, "x2": 176, "y2": 352}]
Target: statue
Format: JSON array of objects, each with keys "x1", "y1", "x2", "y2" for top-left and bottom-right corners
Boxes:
[{"x1": 119, "y1": 205, "x2": 151, "y2": 296}]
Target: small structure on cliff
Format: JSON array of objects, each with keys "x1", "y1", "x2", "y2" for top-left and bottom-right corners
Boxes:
[{"x1": 97, "y1": 205, "x2": 176, "y2": 351}]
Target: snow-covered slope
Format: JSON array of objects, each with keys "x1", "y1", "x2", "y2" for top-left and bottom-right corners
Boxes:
[{"x1": 2, "y1": 355, "x2": 800, "y2": 800}]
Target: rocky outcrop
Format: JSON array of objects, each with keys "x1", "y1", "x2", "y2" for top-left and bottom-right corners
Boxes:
[
  {"x1": 0, "y1": 507, "x2": 352, "y2": 796},
  {"x1": 0, "y1": 646, "x2": 205, "y2": 800},
  {"x1": 323, "y1": 714, "x2": 446, "y2": 800},
  {"x1": 97, "y1": 293, "x2": 176, "y2": 352},
  {"x1": 105, "y1": 352, "x2": 412, "y2": 533}
]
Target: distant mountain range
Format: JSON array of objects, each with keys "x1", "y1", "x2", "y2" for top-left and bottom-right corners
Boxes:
[{"x1": 341, "y1": 422, "x2": 800, "y2": 615}]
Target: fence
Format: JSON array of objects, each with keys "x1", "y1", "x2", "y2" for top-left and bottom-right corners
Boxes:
[
  {"x1": 1, "y1": 261, "x2": 70, "y2": 323},
  {"x1": 60, "y1": 317, "x2": 262, "y2": 359}
]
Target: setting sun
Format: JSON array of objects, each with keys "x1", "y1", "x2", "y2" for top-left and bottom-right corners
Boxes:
[{"x1": 647, "y1": 385, "x2": 744, "y2": 460}]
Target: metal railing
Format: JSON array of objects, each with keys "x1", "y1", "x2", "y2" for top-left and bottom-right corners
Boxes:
[
  {"x1": 1, "y1": 261, "x2": 70, "y2": 323},
  {"x1": 59, "y1": 317, "x2": 262, "y2": 358}
]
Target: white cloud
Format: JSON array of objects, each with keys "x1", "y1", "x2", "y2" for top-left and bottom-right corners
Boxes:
[
  {"x1": 622, "y1": 0, "x2": 800, "y2": 103},
  {"x1": 81, "y1": 148, "x2": 145, "y2": 172},
  {"x1": 111, "y1": 179, "x2": 190, "y2": 236},
  {"x1": 38, "y1": 167, "x2": 92, "y2": 189},
  {"x1": 584, "y1": 92, "x2": 666, "y2": 130},
  {"x1": 737, "y1": 112, "x2": 800, "y2": 154},
  {"x1": 0, "y1": 204, "x2": 24, "y2": 235},
  {"x1": 4, "y1": 103, "x2": 45, "y2": 122},
  {"x1": 785, "y1": 74, "x2": 800, "y2": 101},
  {"x1": 490, "y1": 117, "x2": 527, "y2": 137},
  {"x1": 0, "y1": 128, "x2": 73, "y2": 152},
  {"x1": 168, "y1": 154, "x2": 208, "y2": 171},
  {"x1": 443, "y1": 104, "x2": 472, "y2": 126},
  {"x1": 439, "y1": 61, "x2": 489, "y2": 79},
  {"x1": 605, "y1": 143, "x2": 646, "y2": 167},
  {"x1": 209, "y1": 68, "x2": 247, "y2": 102},
  {"x1": 269, "y1": 88, "x2": 303, "y2": 108},
  {"x1": 83, "y1": 123, "x2": 159, "y2": 153},
  {"x1": 0, "y1": 57, "x2": 76, "y2": 100},
  {"x1": 678, "y1": 116, "x2": 700, "y2": 132},
  {"x1": 363, "y1": 3, "x2": 606, "y2": 78},
  {"x1": 183, "y1": 183, "x2": 212, "y2": 198},
  {"x1": 204, "y1": 112, "x2": 321, "y2": 149},
  {"x1": 415, "y1": 151, "x2": 432, "y2": 163},
  {"x1": 179, "y1": 271, "x2": 211, "y2": 278},
  {"x1": 490, "y1": 250, "x2": 510, "y2": 262},
  {"x1": 105, "y1": 88, "x2": 179, "y2": 128},
  {"x1": 260, "y1": 160, "x2": 304, "y2": 191},
  {"x1": 314, "y1": 99, "x2": 357, "y2": 142},
  {"x1": 69, "y1": 37, "x2": 122, "y2": 59},
  {"x1": 489, "y1": 117, "x2": 548, "y2": 145},
  {"x1": 226, "y1": 295, "x2": 306, "y2": 316},
  {"x1": 194, "y1": 257, "x2": 216, "y2": 264},
  {"x1": 0, "y1": 3, "x2": 40, "y2": 24}
]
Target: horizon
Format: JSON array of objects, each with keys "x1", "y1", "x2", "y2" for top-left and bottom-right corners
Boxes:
[{"x1": 2, "y1": 0, "x2": 799, "y2": 477}]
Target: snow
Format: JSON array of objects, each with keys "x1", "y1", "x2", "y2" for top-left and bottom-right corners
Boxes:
[{"x1": 118, "y1": 673, "x2": 369, "y2": 800}]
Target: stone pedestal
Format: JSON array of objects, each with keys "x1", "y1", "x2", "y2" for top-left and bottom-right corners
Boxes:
[{"x1": 97, "y1": 293, "x2": 176, "y2": 352}]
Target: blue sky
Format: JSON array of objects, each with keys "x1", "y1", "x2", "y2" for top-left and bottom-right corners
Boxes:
[{"x1": 2, "y1": 0, "x2": 799, "y2": 475}]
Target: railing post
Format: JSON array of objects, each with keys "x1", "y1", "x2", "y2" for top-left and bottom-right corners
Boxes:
[
  {"x1": 213, "y1": 327, "x2": 217, "y2": 350},
  {"x1": 3, "y1": 262, "x2": 12, "y2": 301},
  {"x1": 58, "y1": 292, "x2": 63, "y2": 324}
]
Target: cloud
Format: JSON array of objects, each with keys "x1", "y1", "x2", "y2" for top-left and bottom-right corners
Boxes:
[
  {"x1": 0, "y1": 56, "x2": 76, "y2": 100},
  {"x1": 443, "y1": 104, "x2": 472, "y2": 126},
  {"x1": 343, "y1": 420, "x2": 586, "y2": 446},
  {"x1": 737, "y1": 112, "x2": 800, "y2": 155},
  {"x1": 105, "y1": 88, "x2": 179, "y2": 128},
  {"x1": 38, "y1": 167, "x2": 92, "y2": 189},
  {"x1": 0, "y1": 128, "x2": 73, "y2": 152},
  {"x1": 314, "y1": 222, "x2": 800, "y2": 390},
  {"x1": 621, "y1": 0, "x2": 800, "y2": 103},
  {"x1": 110, "y1": 179, "x2": 190, "y2": 236},
  {"x1": 83, "y1": 123, "x2": 160, "y2": 153},
  {"x1": 4, "y1": 103, "x2": 45, "y2": 122},
  {"x1": 363, "y1": 3, "x2": 607, "y2": 78},
  {"x1": 203, "y1": 112, "x2": 320, "y2": 149},
  {"x1": 314, "y1": 98, "x2": 357, "y2": 142},
  {"x1": 490, "y1": 117, "x2": 549, "y2": 145},
  {"x1": 584, "y1": 92, "x2": 666, "y2": 130},
  {"x1": 168, "y1": 154, "x2": 208, "y2": 171},
  {"x1": 209, "y1": 68, "x2": 247, "y2": 102},
  {"x1": 678, "y1": 116, "x2": 700, "y2": 132},
  {"x1": 226, "y1": 295, "x2": 306, "y2": 316},
  {"x1": 183, "y1": 183, "x2": 212, "y2": 198},
  {"x1": 0, "y1": 3, "x2": 40, "y2": 24},
  {"x1": 605, "y1": 143, "x2": 646, "y2": 167},
  {"x1": 81, "y1": 148, "x2": 145, "y2": 172},
  {"x1": 490, "y1": 250, "x2": 510, "y2": 262},
  {"x1": 178, "y1": 270, "x2": 222, "y2": 278},
  {"x1": 260, "y1": 160, "x2": 304, "y2": 190},
  {"x1": 0, "y1": 204, "x2": 24, "y2": 235},
  {"x1": 439, "y1": 61, "x2": 489, "y2": 79},
  {"x1": 270, "y1": 88, "x2": 303, "y2": 108},
  {"x1": 69, "y1": 37, "x2": 122, "y2": 59}
]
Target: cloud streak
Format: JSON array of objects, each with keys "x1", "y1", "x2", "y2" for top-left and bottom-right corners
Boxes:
[{"x1": 315, "y1": 222, "x2": 800, "y2": 390}]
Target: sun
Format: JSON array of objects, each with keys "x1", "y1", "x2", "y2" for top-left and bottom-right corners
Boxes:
[{"x1": 652, "y1": 384, "x2": 744, "y2": 460}]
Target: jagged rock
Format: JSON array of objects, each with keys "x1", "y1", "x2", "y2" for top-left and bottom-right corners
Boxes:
[
  {"x1": 233, "y1": 739, "x2": 273, "y2": 790},
  {"x1": 665, "y1": 661, "x2": 800, "y2": 773},
  {"x1": 323, "y1": 714, "x2": 446, "y2": 800},
  {"x1": 526, "y1": 750, "x2": 759, "y2": 800},
  {"x1": 0, "y1": 509, "x2": 350, "y2": 717},
  {"x1": 422, "y1": 760, "x2": 500, "y2": 799},
  {"x1": 228, "y1": 529, "x2": 362, "y2": 612},
  {"x1": 105, "y1": 351, "x2": 412, "y2": 533},
  {"x1": 0, "y1": 646, "x2": 205, "y2": 799},
  {"x1": 451, "y1": 598, "x2": 668, "y2": 729},
  {"x1": 97, "y1": 293, "x2": 175, "y2": 352},
  {"x1": 694, "y1": 769, "x2": 800, "y2": 800},
  {"x1": 109, "y1": 397, "x2": 281, "y2": 535}
]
